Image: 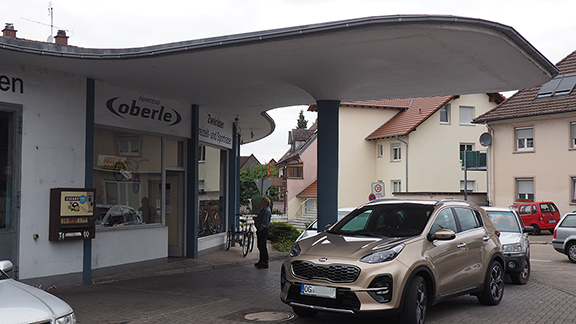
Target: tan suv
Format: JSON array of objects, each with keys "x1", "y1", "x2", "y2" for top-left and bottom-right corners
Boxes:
[{"x1": 280, "y1": 199, "x2": 504, "y2": 324}]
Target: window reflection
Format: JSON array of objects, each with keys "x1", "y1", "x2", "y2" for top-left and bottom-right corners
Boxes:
[
  {"x1": 93, "y1": 127, "x2": 162, "y2": 225},
  {"x1": 198, "y1": 146, "x2": 226, "y2": 237}
]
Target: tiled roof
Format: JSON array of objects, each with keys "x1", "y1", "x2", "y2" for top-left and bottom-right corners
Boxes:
[
  {"x1": 474, "y1": 50, "x2": 576, "y2": 123},
  {"x1": 289, "y1": 129, "x2": 315, "y2": 143},
  {"x1": 365, "y1": 96, "x2": 454, "y2": 140},
  {"x1": 297, "y1": 180, "x2": 317, "y2": 198}
]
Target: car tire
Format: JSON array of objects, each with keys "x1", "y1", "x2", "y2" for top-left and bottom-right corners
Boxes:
[
  {"x1": 292, "y1": 306, "x2": 318, "y2": 317},
  {"x1": 567, "y1": 242, "x2": 576, "y2": 263},
  {"x1": 510, "y1": 259, "x2": 530, "y2": 285},
  {"x1": 477, "y1": 260, "x2": 504, "y2": 305},
  {"x1": 398, "y1": 275, "x2": 427, "y2": 324},
  {"x1": 531, "y1": 224, "x2": 540, "y2": 235}
]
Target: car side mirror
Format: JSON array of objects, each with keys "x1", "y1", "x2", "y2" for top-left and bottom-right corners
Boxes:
[
  {"x1": 0, "y1": 260, "x2": 13, "y2": 273},
  {"x1": 427, "y1": 229, "x2": 456, "y2": 242},
  {"x1": 324, "y1": 224, "x2": 332, "y2": 231},
  {"x1": 523, "y1": 226, "x2": 534, "y2": 233}
]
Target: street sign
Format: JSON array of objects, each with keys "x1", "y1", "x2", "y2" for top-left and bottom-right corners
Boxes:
[
  {"x1": 372, "y1": 182, "x2": 385, "y2": 197},
  {"x1": 369, "y1": 193, "x2": 377, "y2": 201},
  {"x1": 254, "y1": 178, "x2": 273, "y2": 196}
]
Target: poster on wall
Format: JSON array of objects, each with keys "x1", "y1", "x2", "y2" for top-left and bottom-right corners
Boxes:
[
  {"x1": 198, "y1": 108, "x2": 233, "y2": 150},
  {"x1": 94, "y1": 81, "x2": 192, "y2": 138}
]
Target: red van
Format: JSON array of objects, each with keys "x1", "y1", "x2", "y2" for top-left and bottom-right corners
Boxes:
[{"x1": 510, "y1": 201, "x2": 560, "y2": 235}]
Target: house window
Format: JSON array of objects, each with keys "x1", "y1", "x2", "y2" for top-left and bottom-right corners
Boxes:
[
  {"x1": 440, "y1": 104, "x2": 450, "y2": 124},
  {"x1": 377, "y1": 144, "x2": 383, "y2": 158},
  {"x1": 536, "y1": 73, "x2": 576, "y2": 99},
  {"x1": 117, "y1": 134, "x2": 141, "y2": 156},
  {"x1": 392, "y1": 180, "x2": 401, "y2": 193},
  {"x1": 517, "y1": 178, "x2": 534, "y2": 201},
  {"x1": 460, "y1": 180, "x2": 475, "y2": 193},
  {"x1": 459, "y1": 106, "x2": 474, "y2": 125},
  {"x1": 198, "y1": 146, "x2": 206, "y2": 162},
  {"x1": 516, "y1": 127, "x2": 534, "y2": 151},
  {"x1": 573, "y1": 177, "x2": 576, "y2": 202},
  {"x1": 392, "y1": 143, "x2": 401, "y2": 161},
  {"x1": 571, "y1": 122, "x2": 576, "y2": 148},
  {"x1": 198, "y1": 180, "x2": 205, "y2": 192},
  {"x1": 460, "y1": 143, "x2": 474, "y2": 160},
  {"x1": 287, "y1": 165, "x2": 303, "y2": 179}
]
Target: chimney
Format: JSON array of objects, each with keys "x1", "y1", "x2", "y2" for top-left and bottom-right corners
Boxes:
[
  {"x1": 2, "y1": 23, "x2": 17, "y2": 38},
  {"x1": 54, "y1": 29, "x2": 68, "y2": 45}
]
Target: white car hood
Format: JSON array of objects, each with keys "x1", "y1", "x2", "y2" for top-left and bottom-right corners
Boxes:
[
  {"x1": 0, "y1": 278, "x2": 73, "y2": 323},
  {"x1": 498, "y1": 232, "x2": 522, "y2": 245}
]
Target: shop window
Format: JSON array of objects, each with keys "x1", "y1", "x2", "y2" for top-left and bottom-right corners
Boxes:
[
  {"x1": 117, "y1": 134, "x2": 141, "y2": 156},
  {"x1": 198, "y1": 145, "x2": 225, "y2": 237},
  {"x1": 0, "y1": 111, "x2": 14, "y2": 230},
  {"x1": 94, "y1": 128, "x2": 162, "y2": 225}
]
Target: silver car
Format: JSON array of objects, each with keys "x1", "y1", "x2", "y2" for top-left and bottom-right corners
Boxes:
[
  {"x1": 0, "y1": 260, "x2": 76, "y2": 324},
  {"x1": 552, "y1": 212, "x2": 576, "y2": 263},
  {"x1": 483, "y1": 206, "x2": 532, "y2": 285}
]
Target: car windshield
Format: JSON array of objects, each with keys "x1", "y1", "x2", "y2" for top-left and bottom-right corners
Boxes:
[
  {"x1": 486, "y1": 211, "x2": 521, "y2": 232},
  {"x1": 328, "y1": 203, "x2": 433, "y2": 237}
]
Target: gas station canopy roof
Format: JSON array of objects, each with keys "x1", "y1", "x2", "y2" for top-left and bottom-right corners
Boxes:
[{"x1": 0, "y1": 15, "x2": 558, "y2": 142}]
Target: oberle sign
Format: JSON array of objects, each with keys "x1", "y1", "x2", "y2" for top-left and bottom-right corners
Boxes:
[{"x1": 95, "y1": 81, "x2": 191, "y2": 138}]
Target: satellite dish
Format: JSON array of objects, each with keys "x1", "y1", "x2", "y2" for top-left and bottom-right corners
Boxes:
[
  {"x1": 47, "y1": 35, "x2": 54, "y2": 43},
  {"x1": 479, "y1": 132, "x2": 492, "y2": 147}
]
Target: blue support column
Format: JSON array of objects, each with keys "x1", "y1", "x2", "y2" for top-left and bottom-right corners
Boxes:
[
  {"x1": 186, "y1": 105, "x2": 200, "y2": 258},
  {"x1": 228, "y1": 122, "x2": 241, "y2": 233},
  {"x1": 83, "y1": 78, "x2": 95, "y2": 284},
  {"x1": 316, "y1": 100, "x2": 340, "y2": 232}
]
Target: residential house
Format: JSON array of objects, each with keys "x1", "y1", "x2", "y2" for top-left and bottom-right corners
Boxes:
[
  {"x1": 276, "y1": 93, "x2": 503, "y2": 222},
  {"x1": 474, "y1": 50, "x2": 576, "y2": 215},
  {"x1": 239, "y1": 154, "x2": 261, "y2": 172}
]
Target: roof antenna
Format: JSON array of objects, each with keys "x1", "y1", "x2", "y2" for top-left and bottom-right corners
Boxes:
[{"x1": 47, "y1": 1, "x2": 54, "y2": 42}]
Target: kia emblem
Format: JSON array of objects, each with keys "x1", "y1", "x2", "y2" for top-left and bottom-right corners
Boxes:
[{"x1": 319, "y1": 258, "x2": 328, "y2": 262}]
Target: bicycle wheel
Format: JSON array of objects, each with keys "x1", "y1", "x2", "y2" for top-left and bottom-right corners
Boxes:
[
  {"x1": 242, "y1": 232, "x2": 249, "y2": 257},
  {"x1": 247, "y1": 231, "x2": 255, "y2": 253},
  {"x1": 226, "y1": 229, "x2": 232, "y2": 251}
]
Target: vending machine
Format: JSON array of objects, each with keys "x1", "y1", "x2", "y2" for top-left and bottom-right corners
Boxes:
[{"x1": 49, "y1": 188, "x2": 96, "y2": 241}]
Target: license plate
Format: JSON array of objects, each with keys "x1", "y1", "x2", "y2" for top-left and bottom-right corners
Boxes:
[
  {"x1": 549, "y1": 220, "x2": 556, "y2": 223},
  {"x1": 301, "y1": 284, "x2": 336, "y2": 299}
]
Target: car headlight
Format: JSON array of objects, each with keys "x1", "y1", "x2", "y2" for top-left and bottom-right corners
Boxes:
[
  {"x1": 289, "y1": 242, "x2": 301, "y2": 257},
  {"x1": 56, "y1": 313, "x2": 76, "y2": 324},
  {"x1": 502, "y1": 243, "x2": 522, "y2": 253},
  {"x1": 360, "y1": 243, "x2": 405, "y2": 263}
]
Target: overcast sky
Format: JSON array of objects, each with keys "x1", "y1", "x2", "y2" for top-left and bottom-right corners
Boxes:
[{"x1": 4, "y1": 0, "x2": 575, "y2": 163}]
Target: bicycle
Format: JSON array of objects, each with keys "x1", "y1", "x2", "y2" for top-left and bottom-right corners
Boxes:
[
  {"x1": 226, "y1": 214, "x2": 254, "y2": 257},
  {"x1": 198, "y1": 205, "x2": 222, "y2": 236}
]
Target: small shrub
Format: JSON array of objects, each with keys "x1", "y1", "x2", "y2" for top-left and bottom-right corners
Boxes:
[{"x1": 268, "y1": 222, "x2": 300, "y2": 243}]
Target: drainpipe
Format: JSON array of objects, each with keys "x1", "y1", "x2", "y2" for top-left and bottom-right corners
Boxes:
[{"x1": 395, "y1": 135, "x2": 408, "y2": 193}]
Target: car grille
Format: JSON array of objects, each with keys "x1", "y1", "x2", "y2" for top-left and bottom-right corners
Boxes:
[{"x1": 291, "y1": 261, "x2": 360, "y2": 283}]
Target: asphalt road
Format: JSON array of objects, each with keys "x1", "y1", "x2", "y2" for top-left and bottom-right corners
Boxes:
[{"x1": 52, "y1": 234, "x2": 576, "y2": 324}]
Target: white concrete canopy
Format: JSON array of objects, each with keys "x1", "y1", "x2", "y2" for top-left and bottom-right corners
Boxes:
[{"x1": 0, "y1": 15, "x2": 557, "y2": 142}]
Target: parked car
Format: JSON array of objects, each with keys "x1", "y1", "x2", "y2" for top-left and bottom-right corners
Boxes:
[
  {"x1": 0, "y1": 260, "x2": 76, "y2": 324},
  {"x1": 510, "y1": 202, "x2": 560, "y2": 235},
  {"x1": 482, "y1": 206, "x2": 532, "y2": 284},
  {"x1": 281, "y1": 199, "x2": 504, "y2": 324},
  {"x1": 552, "y1": 212, "x2": 576, "y2": 263},
  {"x1": 296, "y1": 207, "x2": 355, "y2": 241},
  {"x1": 95, "y1": 204, "x2": 143, "y2": 227}
]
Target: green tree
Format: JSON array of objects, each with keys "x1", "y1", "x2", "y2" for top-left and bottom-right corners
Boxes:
[
  {"x1": 239, "y1": 164, "x2": 279, "y2": 207},
  {"x1": 296, "y1": 110, "x2": 308, "y2": 129}
]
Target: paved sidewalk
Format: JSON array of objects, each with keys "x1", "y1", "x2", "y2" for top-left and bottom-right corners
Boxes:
[{"x1": 92, "y1": 242, "x2": 288, "y2": 284}]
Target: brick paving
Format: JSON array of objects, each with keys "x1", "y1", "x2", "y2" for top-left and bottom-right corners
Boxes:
[{"x1": 49, "y1": 239, "x2": 576, "y2": 324}]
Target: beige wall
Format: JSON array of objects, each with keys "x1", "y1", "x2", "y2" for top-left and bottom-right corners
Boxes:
[
  {"x1": 374, "y1": 94, "x2": 495, "y2": 197},
  {"x1": 488, "y1": 112, "x2": 576, "y2": 215},
  {"x1": 338, "y1": 106, "x2": 398, "y2": 208}
]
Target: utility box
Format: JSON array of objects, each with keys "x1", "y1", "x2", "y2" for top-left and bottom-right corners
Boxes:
[{"x1": 49, "y1": 188, "x2": 96, "y2": 241}]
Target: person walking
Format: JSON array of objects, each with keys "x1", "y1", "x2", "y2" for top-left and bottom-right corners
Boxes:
[{"x1": 253, "y1": 197, "x2": 271, "y2": 269}]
